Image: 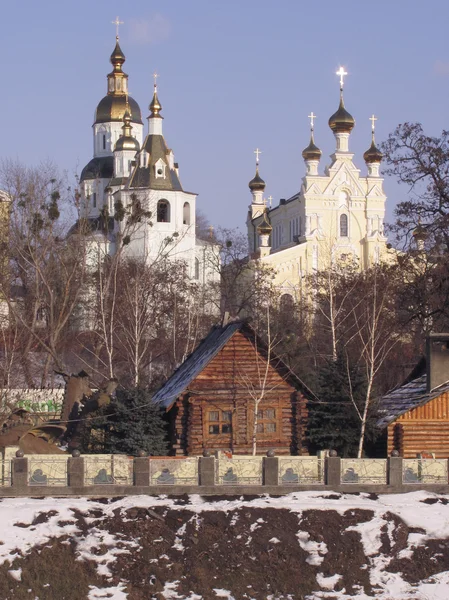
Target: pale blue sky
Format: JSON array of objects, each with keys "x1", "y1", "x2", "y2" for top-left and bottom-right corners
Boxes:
[{"x1": 2, "y1": 1, "x2": 449, "y2": 231}]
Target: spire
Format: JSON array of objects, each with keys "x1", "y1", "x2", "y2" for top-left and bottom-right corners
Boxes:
[
  {"x1": 249, "y1": 149, "x2": 266, "y2": 192},
  {"x1": 364, "y1": 115, "x2": 383, "y2": 176},
  {"x1": 107, "y1": 27, "x2": 128, "y2": 96},
  {"x1": 302, "y1": 112, "x2": 322, "y2": 169},
  {"x1": 329, "y1": 67, "x2": 355, "y2": 143},
  {"x1": 147, "y1": 73, "x2": 164, "y2": 135},
  {"x1": 114, "y1": 98, "x2": 140, "y2": 153},
  {"x1": 149, "y1": 72, "x2": 162, "y2": 117}
]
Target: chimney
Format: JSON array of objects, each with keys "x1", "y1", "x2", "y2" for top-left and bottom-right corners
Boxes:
[{"x1": 426, "y1": 333, "x2": 449, "y2": 392}]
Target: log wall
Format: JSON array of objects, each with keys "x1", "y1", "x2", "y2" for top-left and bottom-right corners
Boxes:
[
  {"x1": 387, "y1": 391, "x2": 449, "y2": 458},
  {"x1": 169, "y1": 329, "x2": 308, "y2": 456}
]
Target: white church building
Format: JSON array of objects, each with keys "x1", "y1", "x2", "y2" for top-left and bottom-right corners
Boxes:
[
  {"x1": 78, "y1": 35, "x2": 218, "y2": 285},
  {"x1": 247, "y1": 68, "x2": 395, "y2": 298}
]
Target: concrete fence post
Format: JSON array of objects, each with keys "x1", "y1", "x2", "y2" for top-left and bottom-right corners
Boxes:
[
  {"x1": 68, "y1": 457, "x2": 85, "y2": 487},
  {"x1": 134, "y1": 457, "x2": 150, "y2": 486},
  {"x1": 388, "y1": 456, "x2": 403, "y2": 487},
  {"x1": 199, "y1": 456, "x2": 215, "y2": 486},
  {"x1": 325, "y1": 456, "x2": 341, "y2": 487},
  {"x1": 12, "y1": 457, "x2": 28, "y2": 489},
  {"x1": 263, "y1": 457, "x2": 279, "y2": 486}
]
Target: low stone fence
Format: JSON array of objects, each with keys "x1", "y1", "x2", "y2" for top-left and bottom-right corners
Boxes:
[{"x1": 2, "y1": 452, "x2": 449, "y2": 497}]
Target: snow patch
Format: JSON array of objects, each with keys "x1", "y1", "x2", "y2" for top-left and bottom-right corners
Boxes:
[
  {"x1": 88, "y1": 583, "x2": 128, "y2": 599},
  {"x1": 297, "y1": 531, "x2": 328, "y2": 566},
  {"x1": 8, "y1": 568, "x2": 22, "y2": 582},
  {"x1": 316, "y1": 572, "x2": 342, "y2": 590}
]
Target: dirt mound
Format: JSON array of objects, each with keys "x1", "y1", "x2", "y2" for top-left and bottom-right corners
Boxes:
[{"x1": 1, "y1": 493, "x2": 449, "y2": 599}]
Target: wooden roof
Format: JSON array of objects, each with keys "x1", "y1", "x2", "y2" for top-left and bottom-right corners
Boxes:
[
  {"x1": 377, "y1": 374, "x2": 449, "y2": 429},
  {"x1": 152, "y1": 321, "x2": 316, "y2": 410}
]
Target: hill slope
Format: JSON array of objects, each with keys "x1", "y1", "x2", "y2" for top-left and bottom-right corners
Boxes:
[{"x1": 1, "y1": 491, "x2": 449, "y2": 599}]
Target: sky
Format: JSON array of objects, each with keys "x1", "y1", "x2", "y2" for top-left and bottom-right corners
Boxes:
[{"x1": 2, "y1": 0, "x2": 449, "y2": 232}]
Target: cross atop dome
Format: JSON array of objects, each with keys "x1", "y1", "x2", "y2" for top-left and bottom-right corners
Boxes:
[
  {"x1": 112, "y1": 16, "x2": 124, "y2": 40},
  {"x1": 308, "y1": 112, "x2": 316, "y2": 131},
  {"x1": 336, "y1": 66, "x2": 348, "y2": 90}
]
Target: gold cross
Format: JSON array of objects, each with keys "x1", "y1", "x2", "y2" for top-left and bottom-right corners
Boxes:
[
  {"x1": 268, "y1": 195, "x2": 273, "y2": 207},
  {"x1": 336, "y1": 66, "x2": 348, "y2": 88},
  {"x1": 153, "y1": 72, "x2": 159, "y2": 88},
  {"x1": 208, "y1": 225, "x2": 214, "y2": 239},
  {"x1": 254, "y1": 148, "x2": 262, "y2": 165},
  {"x1": 308, "y1": 112, "x2": 316, "y2": 130},
  {"x1": 112, "y1": 16, "x2": 124, "y2": 39},
  {"x1": 370, "y1": 114, "x2": 378, "y2": 132}
]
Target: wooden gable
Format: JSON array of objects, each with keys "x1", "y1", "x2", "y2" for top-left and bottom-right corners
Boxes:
[{"x1": 387, "y1": 391, "x2": 449, "y2": 458}]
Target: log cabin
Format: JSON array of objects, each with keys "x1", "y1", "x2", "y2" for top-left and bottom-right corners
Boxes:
[
  {"x1": 152, "y1": 321, "x2": 314, "y2": 455},
  {"x1": 377, "y1": 334, "x2": 449, "y2": 458}
]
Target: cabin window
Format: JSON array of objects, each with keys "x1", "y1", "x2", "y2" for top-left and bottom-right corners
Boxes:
[
  {"x1": 208, "y1": 409, "x2": 232, "y2": 434},
  {"x1": 157, "y1": 199, "x2": 170, "y2": 223},
  {"x1": 256, "y1": 408, "x2": 277, "y2": 433}
]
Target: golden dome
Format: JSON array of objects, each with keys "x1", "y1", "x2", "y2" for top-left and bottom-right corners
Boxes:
[
  {"x1": 110, "y1": 39, "x2": 126, "y2": 70},
  {"x1": 249, "y1": 167, "x2": 266, "y2": 191},
  {"x1": 95, "y1": 95, "x2": 142, "y2": 125},
  {"x1": 302, "y1": 134, "x2": 322, "y2": 161},
  {"x1": 115, "y1": 111, "x2": 140, "y2": 152},
  {"x1": 329, "y1": 94, "x2": 355, "y2": 134}
]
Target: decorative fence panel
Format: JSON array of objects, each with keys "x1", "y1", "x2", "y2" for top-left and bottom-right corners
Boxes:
[
  {"x1": 149, "y1": 457, "x2": 199, "y2": 486},
  {"x1": 278, "y1": 457, "x2": 324, "y2": 485},
  {"x1": 403, "y1": 459, "x2": 448, "y2": 484},
  {"x1": 215, "y1": 456, "x2": 263, "y2": 485},
  {"x1": 28, "y1": 455, "x2": 68, "y2": 486},
  {"x1": 341, "y1": 459, "x2": 387, "y2": 485},
  {"x1": 0, "y1": 459, "x2": 11, "y2": 486},
  {"x1": 84, "y1": 455, "x2": 133, "y2": 486}
]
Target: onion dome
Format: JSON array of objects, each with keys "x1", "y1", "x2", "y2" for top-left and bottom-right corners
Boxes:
[
  {"x1": 110, "y1": 39, "x2": 126, "y2": 70},
  {"x1": 257, "y1": 210, "x2": 272, "y2": 235},
  {"x1": 149, "y1": 87, "x2": 162, "y2": 117},
  {"x1": 114, "y1": 109, "x2": 140, "y2": 152},
  {"x1": 363, "y1": 136, "x2": 383, "y2": 164},
  {"x1": 248, "y1": 167, "x2": 266, "y2": 192},
  {"x1": 302, "y1": 134, "x2": 322, "y2": 161},
  {"x1": 329, "y1": 93, "x2": 355, "y2": 134}
]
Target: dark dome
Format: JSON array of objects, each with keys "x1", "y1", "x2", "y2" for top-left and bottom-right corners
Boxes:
[
  {"x1": 80, "y1": 156, "x2": 114, "y2": 182},
  {"x1": 249, "y1": 167, "x2": 266, "y2": 191},
  {"x1": 329, "y1": 97, "x2": 355, "y2": 134},
  {"x1": 363, "y1": 139, "x2": 383, "y2": 163},
  {"x1": 95, "y1": 95, "x2": 142, "y2": 125},
  {"x1": 257, "y1": 210, "x2": 272, "y2": 234},
  {"x1": 302, "y1": 136, "x2": 322, "y2": 161}
]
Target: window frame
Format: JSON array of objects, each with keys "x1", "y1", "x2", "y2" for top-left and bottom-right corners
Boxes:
[{"x1": 206, "y1": 408, "x2": 233, "y2": 437}]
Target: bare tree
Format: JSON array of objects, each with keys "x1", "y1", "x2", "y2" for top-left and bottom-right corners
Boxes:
[{"x1": 0, "y1": 159, "x2": 88, "y2": 386}]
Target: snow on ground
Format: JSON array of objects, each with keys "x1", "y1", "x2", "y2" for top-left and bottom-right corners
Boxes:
[{"x1": 1, "y1": 490, "x2": 449, "y2": 598}]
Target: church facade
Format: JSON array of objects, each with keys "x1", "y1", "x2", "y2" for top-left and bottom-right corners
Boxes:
[
  {"x1": 78, "y1": 36, "x2": 218, "y2": 286},
  {"x1": 247, "y1": 72, "x2": 394, "y2": 299}
]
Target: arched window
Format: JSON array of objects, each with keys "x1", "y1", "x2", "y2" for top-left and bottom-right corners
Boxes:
[
  {"x1": 340, "y1": 214, "x2": 348, "y2": 237},
  {"x1": 102, "y1": 134, "x2": 106, "y2": 150},
  {"x1": 157, "y1": 199, "x2": 170, "y2": 223},
  {"x1": 183, "y1": 202, "x2": 191, "y2": 225}
]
